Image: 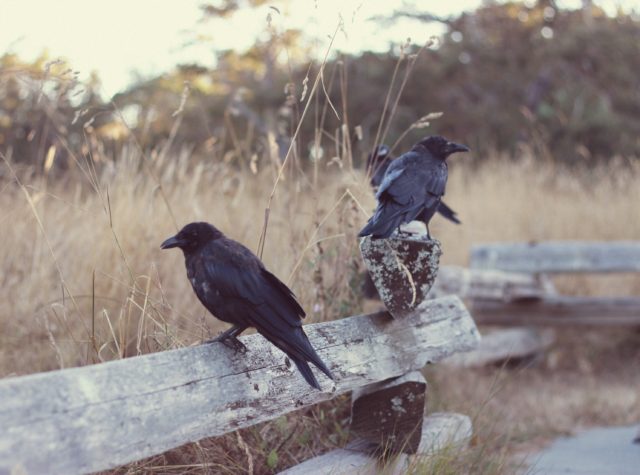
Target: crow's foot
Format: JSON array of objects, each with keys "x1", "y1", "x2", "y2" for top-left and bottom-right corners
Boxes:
[
  {"x1": 204, "y1": 332, "x2": 248, "y2": 354},
  {"x1": 395, "y1": 227, "x2": 412, "y2": 238},
  {"x1": 204, "y1": 327, "x2": 236, "y2": 345},
  {"x1": 223, "y1": 336, "x2": 248, "y2": 354},
  {"x1": 203, "y1": 325, "x2": 247, "y2": 353}
]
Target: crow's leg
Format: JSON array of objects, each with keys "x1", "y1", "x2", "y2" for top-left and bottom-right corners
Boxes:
[
  {"x1": 204, "y1": 326, "x2": 237, "y2": 343},
  {"x1": 205, "y1": 325, "x2": 248, "y2": 353},
  {"x1": 396, "y1": 225, "x2": 411, "y2": 238},
  {"x1": 224, "y1": 335, "x2": 248, "y2": 354}
]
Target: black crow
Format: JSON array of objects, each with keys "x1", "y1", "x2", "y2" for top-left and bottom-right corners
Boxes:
[
  {"x1": 359, "y1": 136, "x2": 469, "y2": 239},
  {"x1": 366, "y1": 144, "x2": 461, "y2": 225},
  {"x1": 161, "y1": 222, "x2": 334, "y2": 390}
]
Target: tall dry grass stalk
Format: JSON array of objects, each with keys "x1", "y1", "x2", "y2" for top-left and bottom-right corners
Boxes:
[{"x1": 0, "y1": 141, "x2": 368, "y2": 376}]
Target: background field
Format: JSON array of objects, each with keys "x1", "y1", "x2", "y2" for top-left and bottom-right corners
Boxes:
[
  {"x1": 1, "y1": 148, "x2": 639, "y2": 473},
  {"x1": 1, "y1": 1, "x2": 640, "y2": 473}
]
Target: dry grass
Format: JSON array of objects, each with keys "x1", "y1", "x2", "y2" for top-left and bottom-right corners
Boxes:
[
  {"x1": 1, "y1": 145, "x2": 639, "y2": 473},
  {"x1": 0, "y1": 146, "x2": 367, "y2": 376}
]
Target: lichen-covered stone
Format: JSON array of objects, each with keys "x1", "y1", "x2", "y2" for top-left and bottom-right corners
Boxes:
[{"x1": 360, "y1": 233, "x2": 442, "y2": 318}]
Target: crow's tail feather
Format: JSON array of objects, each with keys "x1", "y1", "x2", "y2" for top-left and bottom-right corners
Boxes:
[
  {"x1": 358, "y1": 205, "x2": 399, "y2": 238},
  {"x1": 262, "y1": 327, "x2": 334, "y2": 390},
  {"x1": 289, "y1": 328, "x2": 334, "y2": 382},
  {"x1": 358, "y1": 215, "x2": 399, "y2": 239},
  {"x1": 437, "y1": 201, "x2": 461, "y2": 224},
  {"x1": 290, "y1": 356, "x2": 321, "y2": 390},
  {"x1": 358, "y1": 202, "x2": 410, "y2": 239}
]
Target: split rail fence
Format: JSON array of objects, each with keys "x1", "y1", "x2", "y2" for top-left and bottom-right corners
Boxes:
[
  {"x1": 0, "y1": 236, "x2": 480, "y2": 475},
  {"x1": 427, "y1": 241, "x2": 640, "y2": 367},
  {"x1": 469, "y1": 240, "x2": 640, "y2": 326}
]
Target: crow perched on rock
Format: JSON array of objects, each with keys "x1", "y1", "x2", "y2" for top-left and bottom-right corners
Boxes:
[
  {"x1": 161, "y1": 222, "x2": 334, "y2": 390},
  {"x1": 359, "y1": 136, "x2": 469, "y2": 239},
  {"x1": 366, "y1": 144, "x2": 461, "y2": 226}
]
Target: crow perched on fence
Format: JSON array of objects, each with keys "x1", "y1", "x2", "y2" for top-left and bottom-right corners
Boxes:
[
  {"x1": 366, "y1": 144, "x2": 461, "y2": 226},
  {"x1": 161, "y1": 222, "x2": 335, "y2": 390},
  {"x1": 359, "y1": 136, "x2": 469, "y2": 239}
]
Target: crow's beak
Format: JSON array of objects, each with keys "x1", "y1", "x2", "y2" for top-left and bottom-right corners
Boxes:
[
  {"x1": 160, "y1": 235, "x2": 181, "y2": 250},
  {"x1": 446, "y1": 141, "x2": 470, "y2": 155}
]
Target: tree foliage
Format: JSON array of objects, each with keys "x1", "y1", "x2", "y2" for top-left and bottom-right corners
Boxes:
[{"x1": 1, "y1": 1, "x2": 639, "y2": 169}]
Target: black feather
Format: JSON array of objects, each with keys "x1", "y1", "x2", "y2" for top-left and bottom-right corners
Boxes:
[{"x1": 434, "y1": 201, "x2": 461, "y2": 224}]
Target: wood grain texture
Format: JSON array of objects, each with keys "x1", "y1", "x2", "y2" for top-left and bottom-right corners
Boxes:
[
  {"x1": 470, "y1": 241, "x2": 640, "y2": 274},
  {"x1": 0, "y1": 296, "x2": 479, "y2": 475},
  {"x1": 350, "y1": 371, "x2": 427, "y2": 454},
  {"x1": 472, "y1": 296, "x2": 640, "y2": 326},
  {"x1": 429, "y1": 265, "x2": 553, "y2": 301},
  {"x1": 279, "y1": 412, "x2": 473, "y2": 475},
  {"x1": 443, "y1": 328, "x2": 555, "y2": 367}
]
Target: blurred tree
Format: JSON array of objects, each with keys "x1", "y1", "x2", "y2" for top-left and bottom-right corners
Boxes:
[
  {"x1": 0, "y1": 53, "x2": 104, "y2": 169},
  {"x1": 200, "y1": 0, "x2": 271, "y2": 19},
  {"x1": 3, "y1": 1, "x2": 639, "y2": 170},
  {"x1": 376, "y1": 1, "x2": 640, "y2": 163},
  {"x1": 113, "y1": 0, "x2": 308, "y2": 162}
]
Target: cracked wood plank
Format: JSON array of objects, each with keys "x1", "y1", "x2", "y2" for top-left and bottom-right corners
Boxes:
[
  {"x1": 428, "y1": 265, "x2": 554, "y2": 301},
  {"x1": 472, "y1": 296, "x2": 640, "y2": 326},
  {"x1": 443, "y1": 328, "x2": 555, "y2": 367},
  {"x1": 0, "y1": 295, "x2": 479, "y2": 475},
  {"x1": 360, "y1": 235, "x2": 441, "y2": 318},
  {"x1": 471, "y1": 241, "x2": 640, "y2": 274}
]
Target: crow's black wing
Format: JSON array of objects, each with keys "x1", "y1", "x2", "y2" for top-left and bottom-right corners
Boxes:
[
  {"x1": 375, "y1": 155, "x2": 406, "y2": 199},
  {"x1": 367, "y1": 150, "x2": 392, "y2": 189},
  {"x1": 196, "y1": 240, "x2": 305, "y2": 332},
  {"x1": 377, "y1": 153, "x2": 447, "y2": 208},
  {"x1": 194, "y1": 240, "x2": 333, "y2": 387}
]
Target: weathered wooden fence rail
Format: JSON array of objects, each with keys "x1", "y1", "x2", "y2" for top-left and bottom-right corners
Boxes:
[
  {"x1": 469, "y1": 240, "x2": 640, "y2": 326},
  {"x1": 0, "y1": 295, "x2": 479, "y2": 475},
  {"x1": 423, "y1": 241, "x2": 640, "y2": 368},
  {"x1": 470, "y1": 241, "x2": 640, "y2": 274},
  {"x1": 472, "y1": 296, "x2": 640, "y2": 326}
]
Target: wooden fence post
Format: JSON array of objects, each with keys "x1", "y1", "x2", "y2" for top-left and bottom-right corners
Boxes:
[
  {"x1": 278, "y1": 229, "x2": 478, "y2": 473},
  {"x1": 360, "y1": 235, "x2": 441, "y2": 318},
  {"x1": 350, "y1": 371, "x2": 427, "y2": 454},
  {"x1": 351, "y1": 233, "x2": 472, "y2": 462}
]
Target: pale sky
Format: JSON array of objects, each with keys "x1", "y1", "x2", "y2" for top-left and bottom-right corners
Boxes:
[{"x1": 0, "y1": 0, "x2": 635, "y2": 98}]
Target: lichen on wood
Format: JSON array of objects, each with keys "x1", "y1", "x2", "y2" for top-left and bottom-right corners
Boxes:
[{"x1": 360, "y1": 234, "x2": 442, "y2": 318}]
